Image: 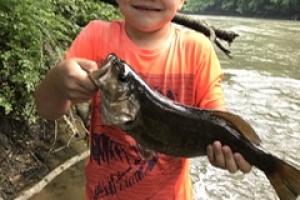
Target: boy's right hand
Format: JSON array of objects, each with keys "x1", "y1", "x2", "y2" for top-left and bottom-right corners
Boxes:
[
  {"x1": 34, "y1": 58, "x2": 98, "y2": 120},
  {"x1": 52, "y1": 58, "x2": 98, "y2": 103}
]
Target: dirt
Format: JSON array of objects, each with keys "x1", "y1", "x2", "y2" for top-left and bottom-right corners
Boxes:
[{"x1": 0, "y1": 115, "x2": 88, "y2": 200}]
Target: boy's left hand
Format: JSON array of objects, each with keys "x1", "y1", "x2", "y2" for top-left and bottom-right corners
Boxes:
[{"x1": 207, "y1": 141, "x2": 252, "y2": 174}]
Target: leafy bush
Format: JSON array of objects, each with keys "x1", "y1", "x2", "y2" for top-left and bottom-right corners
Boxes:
[{"x1": 0, "y1": 0, "x2": 120, "y2": 123}]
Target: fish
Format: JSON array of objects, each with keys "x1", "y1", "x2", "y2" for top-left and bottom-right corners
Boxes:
[{"x1": 88, "y1": 53, "x2": 300, "y2": 200}]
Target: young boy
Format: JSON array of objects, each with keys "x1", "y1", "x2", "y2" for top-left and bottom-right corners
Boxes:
[{"x1": 35, "y1": 0, "x2": 251, "y2": 199}]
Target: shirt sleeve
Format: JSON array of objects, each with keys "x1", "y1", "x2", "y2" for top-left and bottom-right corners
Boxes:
[{"x1": 193, "y1": 36, "x2": 225, "y2": 110}]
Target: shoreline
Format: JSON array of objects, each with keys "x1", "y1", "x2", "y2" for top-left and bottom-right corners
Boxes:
[{"x1": 182, "y1": 11, "x2": 300, "y2": 21}]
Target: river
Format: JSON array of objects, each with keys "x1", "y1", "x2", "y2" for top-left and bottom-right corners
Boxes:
[{"x1": 31, "y1": 15, "x2": 300, "y2": 200}]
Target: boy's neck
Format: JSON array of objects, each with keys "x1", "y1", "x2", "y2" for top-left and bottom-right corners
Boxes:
[{"x1": 124, "y1": 22, "x2": 172, "y2": 50}]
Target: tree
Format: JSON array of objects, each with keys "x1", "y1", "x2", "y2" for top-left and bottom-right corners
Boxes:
[
  {"x1": 183, "y1": 0, "x2": 300, "y2": 18},
  {"x1": 0, "y1": 0, "x2": 120, "y2": 123}
]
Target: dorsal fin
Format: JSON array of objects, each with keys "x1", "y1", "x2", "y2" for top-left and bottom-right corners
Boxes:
[{"x1": 212, "y1": 110, "x2": 261, "y2": 145}]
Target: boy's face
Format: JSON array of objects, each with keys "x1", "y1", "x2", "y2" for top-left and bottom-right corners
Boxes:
[{"x1": 116, "y1": 0, "x2": 185, "y2": 33}]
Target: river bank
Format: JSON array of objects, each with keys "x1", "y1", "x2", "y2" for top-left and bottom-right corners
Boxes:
[
  {"x1": 184, "y1": 11, "x2": 299, "y2": 21},
  {"x1": 30, "y1": 160, "x2": 86, "y2": 200},
  {"x1": 0, "y1": 116, "x2": 88, "y2": 200}
]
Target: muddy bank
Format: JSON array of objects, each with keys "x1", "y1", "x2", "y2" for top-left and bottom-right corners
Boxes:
[
  {"x1": 31, "y1": 160, "x2": 86, "y2": 200},
  {"x1": 0, "y1": 115, "x2": 88, "y2": 200}
]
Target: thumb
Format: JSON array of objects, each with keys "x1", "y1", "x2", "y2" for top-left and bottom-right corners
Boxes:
[{"x1": 75, "y1": 58, "x2": 98, "y2": 73}]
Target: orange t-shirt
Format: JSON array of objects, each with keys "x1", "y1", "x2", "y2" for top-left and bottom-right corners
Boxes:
[{"x1": 66, "y1": 20, "x2": 224, "y2": 200}]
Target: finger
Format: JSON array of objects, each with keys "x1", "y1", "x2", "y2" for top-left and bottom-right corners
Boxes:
[
  {"x1": 77, "y1": 77, "x2": 98, "y2": 95},
  {"x1": 234, "y1": 153, "x2": 252, "y2": 173},
  {"x1": 75, "y1": 58, "x2": 98, "y2": 73},
  {"x1": 71, "y1": 98, "x2": 92, "y2": 104},
  {"x1": 213, "y1": 141, "x2": 225, "y2": 168},
  {"x1": 66, "y1": 89, "x2": 93, "y2": 102},
  {"x1": 207, "y1": 144, "x2": 215, "y2": 164},
  {"x1": 63, "y1": 80, "x2": 95, "y2": 97},
  {"x1": 72, "y1": 60, "x2": 98, "y2": 92},
  {"x1": 223, "y1": 146, "x2": 238, "y2": 173}
]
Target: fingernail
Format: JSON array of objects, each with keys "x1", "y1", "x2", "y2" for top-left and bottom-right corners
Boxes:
[{"x1": 234, "y1": 153, "x2": 241, "y2": 161}]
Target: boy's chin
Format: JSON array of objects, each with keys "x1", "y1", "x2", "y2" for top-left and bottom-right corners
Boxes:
[{"x1": 130, "y1": 21, "x2": 170, "y2": 33}]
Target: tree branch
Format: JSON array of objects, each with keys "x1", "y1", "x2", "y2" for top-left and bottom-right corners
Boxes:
[{"x1": 14, "y1": 150, "x2": 90, "y2": 200}]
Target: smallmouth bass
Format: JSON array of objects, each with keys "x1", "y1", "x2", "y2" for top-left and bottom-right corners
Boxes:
[{"x1": 88, "y1": 54, "x2": 300, "y2": 200}]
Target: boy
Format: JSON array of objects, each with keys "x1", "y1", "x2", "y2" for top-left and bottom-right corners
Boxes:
[{"x1": 35, "y1": 0, "x2": 251, "y2": 199}]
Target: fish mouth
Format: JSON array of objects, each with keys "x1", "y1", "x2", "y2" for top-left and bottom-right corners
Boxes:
[{"x1": 132, "y1": 5, "x2": 162, "y2": 12}]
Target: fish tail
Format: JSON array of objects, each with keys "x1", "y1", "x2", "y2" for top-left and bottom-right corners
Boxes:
[{"x1": 266, "y1": 157, "x2": 300, "y2": 200}]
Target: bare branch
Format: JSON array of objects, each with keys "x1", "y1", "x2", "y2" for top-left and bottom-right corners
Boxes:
[
  {"x1": 14, "y1": 150, "x2": 90, "y2": 200},
  {"x1": 172, "y1": 13, "x2": 238, "y2": 57}
]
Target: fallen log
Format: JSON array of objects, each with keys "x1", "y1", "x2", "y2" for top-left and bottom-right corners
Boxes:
[
  {"x1": 98, "y1": 0, "x2": 239, "y2": 57},
  {"x1": 14, "y1": 150, "x2": 89, "y2": 200}
]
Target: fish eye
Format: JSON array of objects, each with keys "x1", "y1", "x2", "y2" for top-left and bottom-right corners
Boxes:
[{"x1": 118, "y1": 73, "x2": 127, "y2": 82}]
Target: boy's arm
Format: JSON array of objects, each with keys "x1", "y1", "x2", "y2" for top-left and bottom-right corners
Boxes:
[
  {"x1": 202, "y1": 79, "x2": 252, "y2": 173},
  {"x1": 34, "y1": 66, "x2": 71, "y2": 120},
  {"x1": 192, "y1": 36, "x2": 251, "y2": 173}
]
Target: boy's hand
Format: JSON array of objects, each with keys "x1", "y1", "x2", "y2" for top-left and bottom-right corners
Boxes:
[
  {"x1": 53, "y1": 58, "x2": 98, "y2": 103},
  {"x1": 35, "y1": 58, "x2": 98, "y2": 120},
  {"x1": 207, "y1": 141, "x2": 252, "y2": 174}
]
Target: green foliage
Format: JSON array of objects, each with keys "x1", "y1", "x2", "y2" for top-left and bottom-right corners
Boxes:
[
  {"x1": 183, "y1": 0, "x2": 300, "y2": 18},
  {"x1": 184, "y1": 0, "x2": 215, "y2": 12},
  {"x1": 0, "y1": 0, "x2": 120, "y2": 123},
  {"x1": 50, "y1": 0, "x2": 120, "y2": 26}
]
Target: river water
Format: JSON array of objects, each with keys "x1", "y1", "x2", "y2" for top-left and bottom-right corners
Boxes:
[{"x1": 32, "y1": 16, "x2": 300, "y2": 200}]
